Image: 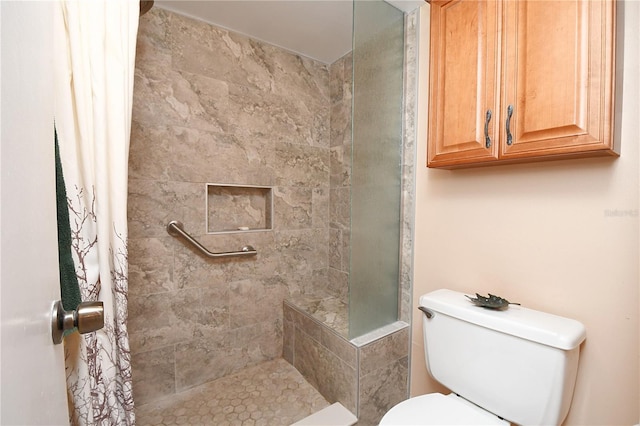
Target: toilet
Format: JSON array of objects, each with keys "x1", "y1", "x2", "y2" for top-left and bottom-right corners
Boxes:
[{"x1": 380, "y1": 289, "x2": 586, "y2": 425}]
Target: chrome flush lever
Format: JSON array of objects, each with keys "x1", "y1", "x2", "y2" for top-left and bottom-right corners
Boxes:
[
  {"x1": 51, "y1": 300, "x2": 104, "y2": 344},
  {"x1": 418, "y1": 306, "x2": 434, "y2": 319}
]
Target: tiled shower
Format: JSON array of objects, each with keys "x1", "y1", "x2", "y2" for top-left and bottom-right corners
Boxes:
[{"x1": 128, "y1": 4, "x2": 417, "y2": 424}]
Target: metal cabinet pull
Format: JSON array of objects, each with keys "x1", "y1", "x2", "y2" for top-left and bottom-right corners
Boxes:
[
  {"x1": 506, "y1": 104, "x2": 514, "y2": 146},
  {"x1": 484, "y1": 109, "x2": 492, "y2": 148}
]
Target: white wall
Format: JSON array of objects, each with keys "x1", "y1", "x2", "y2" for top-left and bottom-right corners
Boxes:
[{"x1": 411, "y1": 2, "x2": 640, "y2": 425}]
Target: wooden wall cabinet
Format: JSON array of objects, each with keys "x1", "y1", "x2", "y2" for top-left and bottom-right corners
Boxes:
[{"x1": 427, "y1": 0, "x2": 617, "y2": 169}]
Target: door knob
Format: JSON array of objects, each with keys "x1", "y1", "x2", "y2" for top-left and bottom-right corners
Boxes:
[{"x1": 51, "y1": 300, "x2": 104, "y2": 344}]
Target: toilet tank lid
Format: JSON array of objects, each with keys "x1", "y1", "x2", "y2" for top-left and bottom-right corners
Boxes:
[{"x1": 420, "y1": 289, "x2": 586, "y2": 350}]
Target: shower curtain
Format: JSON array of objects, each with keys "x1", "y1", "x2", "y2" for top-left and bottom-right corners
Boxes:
[{"x1": 54, "y1": 1, "x2": 139, "y2": 424}]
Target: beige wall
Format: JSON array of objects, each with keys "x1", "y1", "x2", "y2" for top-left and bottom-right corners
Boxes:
[{"x1": 411, "y1": 2, "x2": 640, "y2": 425}]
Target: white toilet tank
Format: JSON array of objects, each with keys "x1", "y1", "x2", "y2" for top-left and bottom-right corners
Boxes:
[{"x1": 420, "y1": 289, "x2": 586, "y2": 426}]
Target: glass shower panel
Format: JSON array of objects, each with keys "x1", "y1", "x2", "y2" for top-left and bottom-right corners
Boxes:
[{"x1": 349, "y1": 0, "x2": 404, "y2": 338}]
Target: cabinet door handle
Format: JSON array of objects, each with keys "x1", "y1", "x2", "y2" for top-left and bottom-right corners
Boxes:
[
  {"x1": 506, "y1": 104, "x2": 514, "y2": 145},
  {"x1": 484, "y1": 109, "x2": 492, "y2": 148}
]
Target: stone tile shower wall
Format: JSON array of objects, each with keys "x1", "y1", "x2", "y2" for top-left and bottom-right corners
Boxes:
[
  {"x1": 328, "y1": 53, "x2": 352, "y2": 303},
  {"x1": 282, "y1": 10, "x2": 418, "y2": 425},
  {"x1": 128, "y1": 9, "x2": 339, "y2": 406}
]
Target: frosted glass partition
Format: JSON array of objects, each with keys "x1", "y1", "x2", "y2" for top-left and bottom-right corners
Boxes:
[{"x1": 349, "y1": 0, "x2": 404, "y2": 338}]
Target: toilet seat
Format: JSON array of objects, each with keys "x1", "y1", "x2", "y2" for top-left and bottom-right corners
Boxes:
[{"x1": 379, "y1": 393, "x2": 510, "y2": 425}]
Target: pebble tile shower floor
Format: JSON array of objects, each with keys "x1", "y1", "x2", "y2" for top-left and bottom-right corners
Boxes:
[{"x1": 135, "y1": 359, "x2": 330, "y2": 426}]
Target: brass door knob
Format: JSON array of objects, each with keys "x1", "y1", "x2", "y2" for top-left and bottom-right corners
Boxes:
[{"x1": 51, "y1": 300, "x2": 104, "y2": 344}]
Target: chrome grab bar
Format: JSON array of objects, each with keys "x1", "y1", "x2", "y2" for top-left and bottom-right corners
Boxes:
[{"x1": 166, "y1": 220, "x2": 257, "y2": 259}]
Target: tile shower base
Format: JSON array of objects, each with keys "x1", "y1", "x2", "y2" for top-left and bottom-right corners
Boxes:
[
  {"x1": 135, "y1": 298, "x2": 407, "y2": 425},
  {"x1": 135, "y1": 358, "x2": 329, "y2": 426}
]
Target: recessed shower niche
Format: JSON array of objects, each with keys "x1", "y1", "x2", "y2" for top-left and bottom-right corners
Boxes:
[{"x1": 206, "y1": 184, "x2": 273, "y2": 233}]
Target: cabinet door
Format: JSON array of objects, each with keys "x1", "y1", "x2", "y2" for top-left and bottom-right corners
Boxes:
[
  {"x1": 427, "y1": 0, "x2": 500, "y2": 168},
  {"x1": 501, "y1": 0, "x2": 616, "y2": 160}
]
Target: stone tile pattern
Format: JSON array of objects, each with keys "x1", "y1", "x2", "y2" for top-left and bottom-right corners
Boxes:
[
  {"x1": 135, "y1": 358, "x2": 329, "y2": 426},
  {"x1": 128, "y1": 8, "x2": 347, "y2": 407},
  {"x1": 286, "y1": 293, "x2": 349, "y2": 337},
  {"x1": 283, "y1": 302, "x2": 409, "y2": 425},
  {"x1": 206, "y1": 185, "x2": 272, "y2": 232},
  {"x1": 129, "y1": 4, "x2": 418, "y2": 414},
  {"x1": 358, "y1": 327, "x2": 410, "y2": 425},
  {"x1": 283, "y1": 302, "x2": 357, "y2": 414},
  {"x1": 399, "y1": 9, "x2": 419, "y2": 325},
  {"x1": 328, "y1": 52, "x2": 352, "y2": 304}
]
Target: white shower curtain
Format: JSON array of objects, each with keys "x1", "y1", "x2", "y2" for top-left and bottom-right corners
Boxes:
[{"x1": 54, "y1": 1, "x2": 138, "y2": 424}]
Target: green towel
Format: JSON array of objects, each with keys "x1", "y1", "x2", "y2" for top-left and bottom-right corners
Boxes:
[{"x1": 55, "y1": 127, "x2": 82, "y2": 312}]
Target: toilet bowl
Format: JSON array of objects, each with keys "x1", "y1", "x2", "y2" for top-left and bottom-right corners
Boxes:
[{"x1": 380, "y1": 393, "x2": 508, "y2": 425}]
